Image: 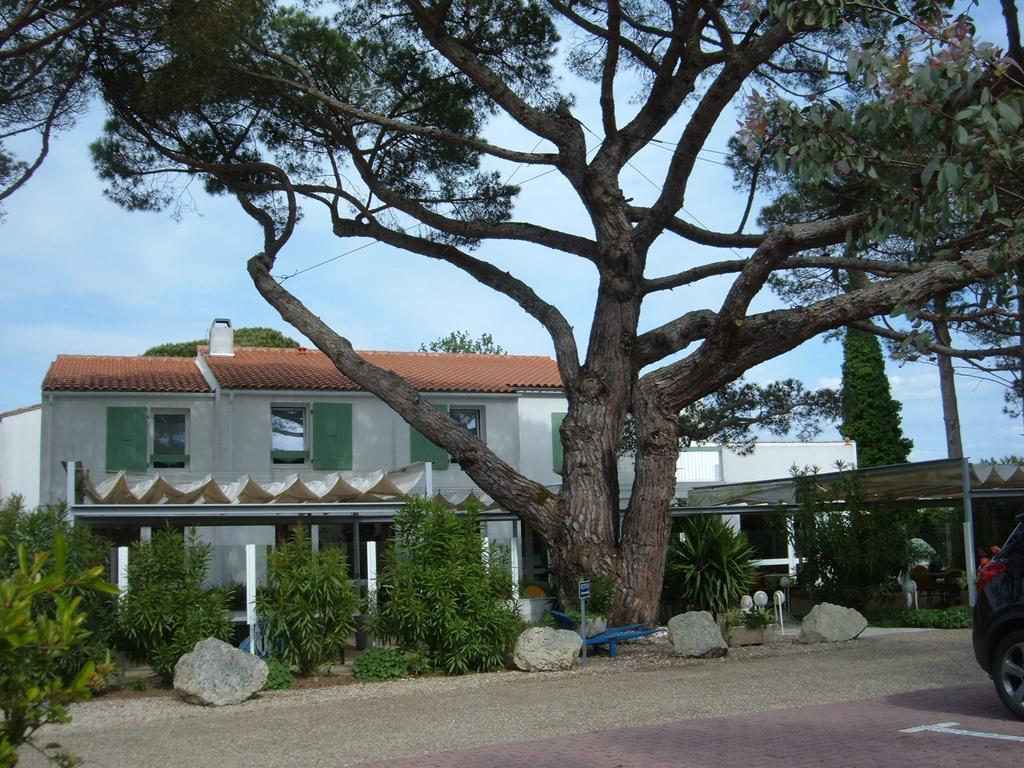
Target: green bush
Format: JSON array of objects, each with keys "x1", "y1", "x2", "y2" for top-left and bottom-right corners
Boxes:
[
  {"x1": 370, "y1": 498, "x2": 523, "y2": 675},
  {"x1": 352, "y1": 647, "x2": 411, "y2": 681},
  {"x1": 788, "y1": 469, "x2": 909, "y2": 609},
  {"x1": 115, "y1": 528, "x2": 232, "y2": 683},
  {"x1": 256, "y1": 526, "x2": 359, "y2": 676},
  {"x1": 1, "y1": 534, "x2": 118, "y2": 767},
  {"x1": 866, "y1": 605, "x2": 972, "y2": 629},
  {"x1": 663, "y1": 515, "x2": 757, "y2": 617},
  {"x1": 0, "y1": 497, "x2": 115, "y2": 682},
  {"x1": 262, "y1": 657, "x2": 294, "y2": 690}
]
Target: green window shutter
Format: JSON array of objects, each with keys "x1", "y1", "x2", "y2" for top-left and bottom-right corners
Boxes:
[
  {"x1": 106, "y1": 407, "x2": 148, "y2": 472},
  {"x1": 551, "y1": 412, "x2": 567, "y2": 475},
  {"x1": 313, "y1": 402, "x2": 353, "y2": 470},
  {"x1": 410, "y1": 403, "x2": 450, "y2": 470}
]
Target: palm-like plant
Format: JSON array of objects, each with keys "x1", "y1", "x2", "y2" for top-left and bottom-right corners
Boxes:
[{"x1": 664, "y1": 516, "x2": 757, "y2": 617}]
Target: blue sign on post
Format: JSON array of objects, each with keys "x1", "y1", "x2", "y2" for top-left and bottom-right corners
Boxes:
[{"x1": 578, "y1": 579, "x2": 591, "y2": 600}]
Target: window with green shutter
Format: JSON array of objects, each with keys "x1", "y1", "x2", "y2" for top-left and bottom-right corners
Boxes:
[
  {"x1": 313, "y1": 402, "x2": 353, "y2": 470},
  {"x1": 551, "y1": 412, "x2": 566, "y2": 475},
  {"x1": 410, "y1": 403, "x2": 450, "y2": 470},
  {"x1": 106, "y1": 406, "x2": 148, "y2": 472}
]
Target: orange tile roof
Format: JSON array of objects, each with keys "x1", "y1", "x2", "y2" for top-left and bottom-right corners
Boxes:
[
  {"x1": 203, "y1": 347, "x2": 562, "y2": 393},
  {"x1": 43, "y1": 356, "x2": 212, "y2": 393}
]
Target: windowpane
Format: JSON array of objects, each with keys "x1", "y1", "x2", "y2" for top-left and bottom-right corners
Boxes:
[
  {"x1": 153, "y1": 413, "x2": 186, "y2": 455},
  {"x1": 450, "y1": 408, "x2": 481, "y2": 439},
  {"x1": 272, "y1": 407, "x2": 306, "y2": 453}
]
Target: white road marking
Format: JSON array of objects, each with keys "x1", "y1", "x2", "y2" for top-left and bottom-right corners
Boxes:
[{"x1": 900, "y1": 722, "x2": 1024, "y2": 742}]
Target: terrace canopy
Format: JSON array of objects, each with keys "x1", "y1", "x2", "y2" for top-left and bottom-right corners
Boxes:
[{"x1": 684, "y1": 458, "x2": 1024, "y2": 605}]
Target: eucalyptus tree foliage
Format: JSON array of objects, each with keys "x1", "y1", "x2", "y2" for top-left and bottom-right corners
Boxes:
[
  {"x1": 0, "y1": 1, "x2": 127, "y2": 206},
  {"x1": 85, "y1": 0, "x2": 1024, "y2": 624},
  {"x1": 733, "y1": 3, "x2": 1024, "y2": 437}
]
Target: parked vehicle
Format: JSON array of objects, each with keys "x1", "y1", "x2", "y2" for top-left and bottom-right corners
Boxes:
[{"x1": 973, "y1": 514, "x2": 1024, "y2": 720}]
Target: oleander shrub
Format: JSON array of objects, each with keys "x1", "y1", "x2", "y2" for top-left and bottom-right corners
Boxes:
[
  {"x1": 115, "y1": 528, "x2": 232, "y2": 683},
  {"x1": 352, "y1": 647, "x2": 410, "y2": 681},
  {"x1": 369, "y1": 498, "x2": 522, "y2": 675},
  {"x1": 256, "y1": 526, "x2": 359, "y2": 676},
  {"x1": 1, "y1": 534, "x2": 117, "y2": 767},
  {"x1": 0, "y1": 497, "x2": 116, "y2": 682}
]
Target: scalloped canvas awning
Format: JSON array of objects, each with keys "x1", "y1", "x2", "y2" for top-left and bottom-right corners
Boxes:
[{"x1": 82, "y1": 466, "x2": 494, "y2": 510}]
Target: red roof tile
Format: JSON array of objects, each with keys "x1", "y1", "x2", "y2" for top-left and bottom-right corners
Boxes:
[
  {"x1": 43, "y1": 356, "x2": 212, "y2": 393},
  {"x1": 202, "y1": 347, "x2": 562, "y2": 393}
]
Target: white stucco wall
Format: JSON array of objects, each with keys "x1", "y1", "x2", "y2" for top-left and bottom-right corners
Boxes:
[
  {"x1": 0, "y1": 406, "x2": 42, "y2": 508},
  {"x1": 719, "y1": 440, "x2": 857, "y2": 483},
  {"x1": 516, "y1": 392, "x2": 569, "y2": 487},
  {"x1": 40, "y1": 392, "x2": 217, "y2": 505},
  {"x1": 220, "y1": 390, "x2": 525, "y2": 492}
]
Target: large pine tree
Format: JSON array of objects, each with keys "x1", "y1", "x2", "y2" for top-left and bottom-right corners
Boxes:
[{"x1": 840, "y1": 329, "x2": 913, "y2": 468}]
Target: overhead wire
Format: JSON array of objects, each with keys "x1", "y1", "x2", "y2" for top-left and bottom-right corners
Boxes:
[{"x1": 276, "y1": 122, "x2": 743, "y2": 282}]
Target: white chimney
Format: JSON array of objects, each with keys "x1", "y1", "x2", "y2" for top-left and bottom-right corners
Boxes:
[{"x1": 209, "y1": 318, "x2": 234, "y2": 356}]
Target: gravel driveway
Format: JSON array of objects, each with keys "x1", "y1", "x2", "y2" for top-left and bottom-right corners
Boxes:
[{"x1": 21, "y1": 629, "x2": 985, "y2": 768}]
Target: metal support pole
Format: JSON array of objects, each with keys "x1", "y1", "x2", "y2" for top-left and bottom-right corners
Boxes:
[
  {"x1": 424, "y1": 461, "x2": 433, "y2": 498},
  {"x1": 962, "y1": 457, "x2": 978, "y2": 606}
]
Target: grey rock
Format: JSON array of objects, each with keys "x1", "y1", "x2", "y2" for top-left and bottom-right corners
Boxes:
[
  {"x1": 798, "y1": 602, "x2": 868, "y2": 643},
  {"x1": 513, "y1": 627, "x2": 582, "y2": 672},
  {"x1": 667, "y1": 611, "x2": 728, "y2": 657},
  {"x1": 174, "y1": 638, "x2": 268, "y2": 706}
]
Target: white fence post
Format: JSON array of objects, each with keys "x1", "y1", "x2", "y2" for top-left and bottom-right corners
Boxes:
[
  {"x1": 366, "y1": 540, "x2": 378, "y2": 609},
  {"x1": 245, "y1": 544, "x2": 257, "y2": 655},
  {"x1": 511, "y1": 522, "x2": 522, "y2": 597},
  {"x1": 117, "y1": 546, "x2": 129, "y2": 598}
]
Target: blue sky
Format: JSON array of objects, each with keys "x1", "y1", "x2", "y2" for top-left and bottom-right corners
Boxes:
[{"x1": 1, "y1": 3, "x2": 1021, "y2": 463}]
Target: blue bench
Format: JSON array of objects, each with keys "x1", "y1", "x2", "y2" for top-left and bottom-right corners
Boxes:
[{"x1": 548, "y1": 610, "x2": 659, "y2": 657}]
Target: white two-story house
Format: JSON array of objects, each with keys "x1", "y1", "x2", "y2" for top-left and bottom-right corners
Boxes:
[{"x1": 21, "y1": 319, "x2": 856, "y2": 588}]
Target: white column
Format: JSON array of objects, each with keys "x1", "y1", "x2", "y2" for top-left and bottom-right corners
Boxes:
[
  {"x1": 245, "y1": 544, "x2": 257, "y2": 655},
  {"x1": 424, "y1": 461, "x2": 433, "y2": 497},
  {"x1": 65, "y1": 460, "x2": 75, "y2": 516},
  {"x1": 140, "y1": 527, "x2": 151, "y2": 542},
  {"x1": 366, "y1": 540, "x2": 378, "y2": 609},
  {"x1": 117, "y1": 546, "x2": 129, "y2": 598},
  {"x1": 511, "y1": 521, "x2": 522, "y2": 597},
  {"x1": 311, "y1": 524, "x2": 320, "y2": 552}
]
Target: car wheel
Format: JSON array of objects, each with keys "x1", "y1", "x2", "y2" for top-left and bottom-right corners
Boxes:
[{"x1": 993, "y1": 629, "x2": 1024, "y2": 720}]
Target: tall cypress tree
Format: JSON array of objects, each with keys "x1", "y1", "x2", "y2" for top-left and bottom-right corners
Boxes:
[{"x1": 840, "y1": 329, "x2": 913, "y2": 467}]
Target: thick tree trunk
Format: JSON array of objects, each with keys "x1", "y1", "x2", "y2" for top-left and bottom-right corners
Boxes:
[{"x1": 618, "y1": 383, "x2": 680, "y2": 625}]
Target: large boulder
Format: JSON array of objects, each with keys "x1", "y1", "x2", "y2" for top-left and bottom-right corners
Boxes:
[
  {"x1": 798, "y1": 602, "x2": 868, "y2": 643},
  {"x1": 174, "y1": 638, "x2": 268, "y2": 706},
  {"x1": 667, "y1": 611, "x2": 728, "y2": 658},
  {"x1": 513, "y1": 627, "x2": 583, "y2": 672}
]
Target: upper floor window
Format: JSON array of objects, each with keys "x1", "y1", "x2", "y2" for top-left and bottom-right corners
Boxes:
[
  {"x1": 106, "y1": 406, "x2": 189, "y2": 472},
  {"x1": 151, "y1": 411, "x2": 188, "y2": 468},
  {"x1": 271, "y1": 405, "x2": 308, "y2": 464},
  {"x1": 450, "y1": 407, "x2": 482, "y2": 440}
]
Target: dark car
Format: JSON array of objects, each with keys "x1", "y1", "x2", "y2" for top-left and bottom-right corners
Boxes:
[{"x1": 973, "y1": 513, "x2": 1024, "y2": 720}]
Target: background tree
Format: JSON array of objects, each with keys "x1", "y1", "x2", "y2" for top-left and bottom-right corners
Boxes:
[
  {"x1": 143, "y1": 326, "x2": 299, "y2": 357},
  {"x1": 85, "y1": 1, "x2": 1024, "y2": 624},
  {"x1": 840, "y1": 328, "x2": 913, "y2": 467},
  {"x1": 419, "y1": 331, "x2": 506, "y2": 355}
]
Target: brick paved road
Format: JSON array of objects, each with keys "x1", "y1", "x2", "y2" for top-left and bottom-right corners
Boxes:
[{"x1": 352, "y1": 684, "x2": 1023, "y2": 768}]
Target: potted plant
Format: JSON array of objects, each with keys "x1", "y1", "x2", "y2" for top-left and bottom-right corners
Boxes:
[{"x1": 722, "y1": 606, "x2": 774, "y2": 646}]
